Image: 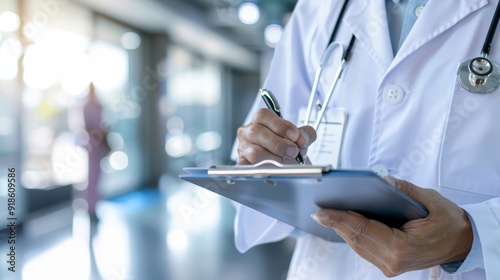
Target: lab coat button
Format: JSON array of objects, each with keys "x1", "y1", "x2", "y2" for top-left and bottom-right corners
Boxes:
[
  {"x1": 415, "y1": 5, "x2": 424, "y2": 17},
  {"x1": 383, "y1": 84, "x2": 405, "y2": 105},
  {"x1": 371, "y1": 164, "x2": 389, "y2": 177}
]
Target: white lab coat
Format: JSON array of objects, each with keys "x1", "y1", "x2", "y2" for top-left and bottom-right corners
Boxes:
[{"x1": 232, "y1": 0, "x2": 500, "y2": 279}]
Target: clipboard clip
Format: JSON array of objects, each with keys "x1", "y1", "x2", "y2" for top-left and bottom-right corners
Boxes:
[{"x1": 208, "y1": 160, "x2": 333, "y2": 178}]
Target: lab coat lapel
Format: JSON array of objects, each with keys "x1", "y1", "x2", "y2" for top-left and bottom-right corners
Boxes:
[
  {"x1": 390, "y1": 0, "x2": 488, "y2": 71},
  {"x1": 343, "y1": 0, "x2": 394, "y2": 71}
]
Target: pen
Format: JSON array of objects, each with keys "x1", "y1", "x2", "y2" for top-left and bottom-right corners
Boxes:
[{"x1": 259, "y1": 89, "x2": 305, "y2": 165}]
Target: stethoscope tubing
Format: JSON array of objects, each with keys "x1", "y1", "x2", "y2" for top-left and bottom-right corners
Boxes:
[{"x1": 481, "y1": 0, "x2": 500, "y2": 57}]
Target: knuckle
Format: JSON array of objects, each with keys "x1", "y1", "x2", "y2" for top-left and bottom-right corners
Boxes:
[
  {"x1": 273, "y1": 119, "x2": 291, "y2": 136},
  {"x1": 236, "y1": 132, "x2": 264, "y2": 164},
  {"x1": 252, "y1": 108, "x2": 270, "y2": 123},
  {"x1": 329, "y1": 214, "x2": 343, "y2": 224},
  {"x1": 381, "y1": 269, "x2": 398, "y2": 278},
  {"x1": 252, "y1": 109, "x2": 297, "y2": 139},
  {"x1": 246, "y1": 146, "x2": 262, "y2": 163},
  {"x1": 237, "y1": 126, "x2": 246, "y2": 140},
  {"x1": 426, "y1": 188, "x2": 440, "y2": 197},
  {"x1": 237, "y1": 134, "x2": 246, "y2": 156},
  {"x1": 386, "y1": 255, "x2": 405, "y2": 275},
  {"x1": 271, "y1": 139, "x2": 287, "y2": 155},
  {"x1": 396, "y1": 180, "x2": 413, "y2": 194},
  {"x1": 246, "y1": 125, "x2": 261, "y2": 142},
  {"x1": 391, "y1": 244, "x2": 408, "y2": 260},
  {"x1": 236, "y1": 145, "x2": 247, "y2": 161},
  {"x1": 347, "y1": 231, "x2": 361, "y2": 245}
]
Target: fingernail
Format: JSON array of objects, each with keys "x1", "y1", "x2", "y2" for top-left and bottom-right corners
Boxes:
[
  {"x1": 286, "y1": 147, "x2": 298, "y2": 158},
  {"x1": 286, "y1": 129, "x2": 299, "y2": 141},
  {"x1": 312, "y1": 210, "x2": 329, "y2": 220},
  {"x1": 311, "y1": 213, "x2": 326, "y2": 225},
  {"x1": 311, "y1": 213, "x2": 321, "y2": 223},
  {"x1": 311, "y1": 212, "x2": 332, "y2": 226}
]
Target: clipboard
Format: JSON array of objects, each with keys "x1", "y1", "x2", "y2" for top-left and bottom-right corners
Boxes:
[{"x1": 179, "y1": 160, "x2": 428, "y2": 242}]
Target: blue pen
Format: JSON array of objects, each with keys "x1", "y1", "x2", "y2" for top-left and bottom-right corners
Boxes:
[{"x1": 259, "y1": 89, "x2": 305, "y2": 165}]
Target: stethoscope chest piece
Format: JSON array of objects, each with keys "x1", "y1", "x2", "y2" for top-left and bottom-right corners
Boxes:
[{"x1": 458, "y1": 57, "x2": 500, "y2": 94}]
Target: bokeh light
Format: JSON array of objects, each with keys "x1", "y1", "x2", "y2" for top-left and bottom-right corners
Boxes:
[
  {"x1": 89, "y1": 42, "x2": 128, "y2": 92},
  {"x1": 121, "y1": 32, "x2": 141, "y2": 50},
  {"x1": 238, "y1": 3, "x2": 260, "y2": 25},
  {"x1": 196, "y1": 131, "x2": 221, "y2": 152},
  {"x1": 166, "y1": 229, "x2": 189, "y2": 253},
  {"x1": 166, "y1": 116, "x2": 184, "y2": 134},
  {"x1": 0, "y1": 11, "x2": 20, "y2": 32},
  {"x1": 23, "y1": 45, "x2": 59, "y2": 90},
  {"x1": 0, "y1": 49, "x2": 18, "y2": 80},
  {"x1": 264, "y1": 24, "x2": 283, "y2": 48},
  {"x1": 109, "y1": 151, "x2": 129, "y2": 171},
  {"x1": 22, "y1": 88, "x2": 44, "y2": 109},
  {"x1": 60, "y1": 52, "x2": 93, "y2": 96},
  {"x1": 165, "y1": 134, "x2": 192, "y2": 158}
]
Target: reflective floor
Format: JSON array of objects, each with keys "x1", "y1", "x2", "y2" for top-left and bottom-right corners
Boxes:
[{"x1": 0, "y1": 177, "x2": 295, "y2": 280}]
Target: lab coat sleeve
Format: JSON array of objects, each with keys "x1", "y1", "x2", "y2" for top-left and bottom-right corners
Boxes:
[
  {"x1": 233, "y1": 203, "x2": 295, "y2": 253},
  {"x1": 456, "y1": 197, "x2": 500, "y2": 278},
  {"x1": 231, "y1": 0, "x2": 320, "y2": 253}
]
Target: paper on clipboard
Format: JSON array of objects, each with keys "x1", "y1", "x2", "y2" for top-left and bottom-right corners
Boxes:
[{"x1": 299, "y1": 107, "x2": 346, "y2": 168}]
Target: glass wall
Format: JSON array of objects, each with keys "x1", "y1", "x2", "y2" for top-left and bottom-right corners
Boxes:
[
  {"x1": 163, "y1": 46, "x2": 225, "y2": 172},
  {"x1": 92, "y1": 17, "x2": 145, "y2": 197}
]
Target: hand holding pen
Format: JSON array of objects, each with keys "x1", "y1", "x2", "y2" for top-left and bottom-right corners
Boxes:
[
  {"x1": 236, "y1": 88, "x2": 317, "y2": 165},
  {"x1": 259, "y1": 89, "x2": 305, "y2": 164}
]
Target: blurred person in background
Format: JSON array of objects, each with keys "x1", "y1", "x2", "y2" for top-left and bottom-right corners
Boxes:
[{"x1": 82, "y1": 83, "x2": 110, "y2": 220}]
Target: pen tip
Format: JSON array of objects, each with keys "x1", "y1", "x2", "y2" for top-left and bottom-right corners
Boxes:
[{"x1": 296, "y1": 153, "x2": 305, "y2": 165}]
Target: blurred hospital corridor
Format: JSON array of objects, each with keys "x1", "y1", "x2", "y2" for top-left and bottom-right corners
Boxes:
[{"x1": 0, "y1": 0, "x2": 297, "y2": 279}]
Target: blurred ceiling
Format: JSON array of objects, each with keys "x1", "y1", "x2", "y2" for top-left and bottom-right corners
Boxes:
[
  {"x1": 155, "y1": 0, "x2": 298, "y2": 51},
  {"x1": 79, "y1": 0, "x2": 297, "y2": 70}
]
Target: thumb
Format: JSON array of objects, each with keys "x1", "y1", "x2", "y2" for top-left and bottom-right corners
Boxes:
[{"x1": 297, "y1": 126, "x2": 317, "y2": 149}]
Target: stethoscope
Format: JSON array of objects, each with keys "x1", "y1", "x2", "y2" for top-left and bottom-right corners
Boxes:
[
  {"x1": 304, "y1": 0, "x2": 500, "y2": 130},
  {"x1": 304, "y1": 0, "x2": 354, "y2": 130},
  {"x1": 457, "y1": 0, "x2": 500, "y2": 94}
]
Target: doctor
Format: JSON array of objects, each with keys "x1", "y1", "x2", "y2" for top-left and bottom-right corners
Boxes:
[{"x1": 233, "y1": 0, "x2": 500, "y2": 279}]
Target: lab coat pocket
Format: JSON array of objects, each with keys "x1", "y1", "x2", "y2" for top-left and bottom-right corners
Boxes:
[{"x1": 439, "y1": 85, "x2": 500, "y2": 196}]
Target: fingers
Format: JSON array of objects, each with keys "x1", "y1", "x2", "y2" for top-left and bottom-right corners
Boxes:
[
  {"x1": 334, "y1": 230, "x2": 398, "y2": 277},
  {"x1": 311, "y1": 178, "x2": 474, "y2": 275},
  {"x1": 237, "y1": 139, "x2": 285, "y2": 164},
  {"x1": 237, "y1": 158, "x2": 251, "y2": 165},
  {"x1": 237, "y1": 109, "x2": 316, "y2": 164},
  {"x1": 252, "y1": 108, "x2": 301, "y2": 141},
  {"x1": 312, "y1": 209, "x2": 396, "y2": 248},
  {"x1": 312, "y1": 209, "x2": 408, "y2": 277}
]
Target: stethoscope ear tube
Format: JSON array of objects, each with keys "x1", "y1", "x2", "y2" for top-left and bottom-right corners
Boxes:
[
  {"x1": 305, "y1": 35, "x2": 356, "y2": 130},
  {"x1": 304, "y1": 42, "x2": 344, "y2": 126}
]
